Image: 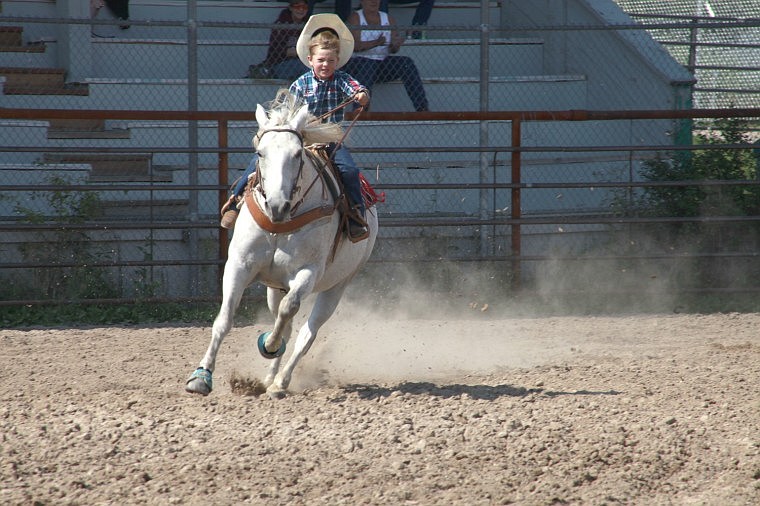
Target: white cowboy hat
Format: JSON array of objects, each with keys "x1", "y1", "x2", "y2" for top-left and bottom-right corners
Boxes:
[{"x1": 296, "y1": 13, "x2": 355, "y2": 70}]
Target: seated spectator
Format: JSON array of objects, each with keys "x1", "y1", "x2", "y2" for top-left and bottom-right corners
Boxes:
[
  {"x1": 249, "y1": 0, "x2": 309, "y2": 80},
  {"x1": 345, "y1": 0, "x2": 429, "y2": 111}
]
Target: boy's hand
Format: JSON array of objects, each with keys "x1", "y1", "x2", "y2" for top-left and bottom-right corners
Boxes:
[{"x1": 354, "y1": 91, "x2": 370, "y2": 107}]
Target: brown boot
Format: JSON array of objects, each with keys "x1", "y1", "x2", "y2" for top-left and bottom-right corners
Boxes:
[
  {"x1": 220, "y1": 209, "x2": 238, "y2": 229},
  {"x1": 346, "y1": 203, "x2": 369, "y2": 242},
  {"x1": 348, "y1": 219, "x2": 368, "y2": 241},
  {"x1": 220, "y1": 195, "x2": 239, "y2": 229}
]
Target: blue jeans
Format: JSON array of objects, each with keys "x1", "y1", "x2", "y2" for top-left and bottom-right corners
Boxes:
[
  {"x1": 346, "y1": 56, "x2": 429, "y2": 112},
  {"x1": 382, "y1": 0, "x2": 435, "y2": 26},
  {"x1": 233, "y1": 143, "x2": 365, "y2": 216}
]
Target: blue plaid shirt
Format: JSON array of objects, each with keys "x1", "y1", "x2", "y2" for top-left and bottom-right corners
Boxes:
[{"x1": 289, "y1": 69, "x2": 366, "y2": 123}]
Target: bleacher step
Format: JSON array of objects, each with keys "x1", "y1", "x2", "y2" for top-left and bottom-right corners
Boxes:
[
  {"x1": 0, "y1": 45, "x2": 45, "y2": 53},
  {"x1": 42, "y1": 153, "x2": 167, "y2": 182},
  {"x1": 0, "y1": 66, "x2": 89, "y2": 95},
  {"x1": 47, "y1": 129, "x2": 131, "y2": 140},
  {"x1": 0, "y1": 27, "x2": 23, "y2": 47},
  {"x1": 46, "y1": 119, "x2": 131, "y2": 140},
  {"x1": 99, "y1": 199, "x2": 188, "y2": 220}
]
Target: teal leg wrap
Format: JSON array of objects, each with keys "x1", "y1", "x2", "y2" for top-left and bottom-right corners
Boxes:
[
  {"x1": 257, "y1": 332, "x2": 286, "y2": 359},
  {"x1": 188, "y1": 367, "x2": 213, "y2": 391}
]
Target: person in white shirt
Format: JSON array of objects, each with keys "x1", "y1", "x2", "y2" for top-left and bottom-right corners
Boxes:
[{"x1": 345, "y1": 0, "x2": 429, "y2": 111}]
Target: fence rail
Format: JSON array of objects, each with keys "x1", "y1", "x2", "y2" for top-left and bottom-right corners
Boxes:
[{"x1": 1, "y1": 107, "x2": 759, "y2": 306}]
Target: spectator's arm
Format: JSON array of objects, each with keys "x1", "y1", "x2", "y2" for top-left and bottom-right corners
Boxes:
[
  {"x1": 387, "y1": 14, "x2": 404, "y2": 53},
  {"x1": 347, "y1": 11, "x2": 386, "y2": 52}
]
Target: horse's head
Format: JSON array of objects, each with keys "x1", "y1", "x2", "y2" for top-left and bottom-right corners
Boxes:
[{"x1": 253, "y1": 102, "x2": 310, "y2": 222}]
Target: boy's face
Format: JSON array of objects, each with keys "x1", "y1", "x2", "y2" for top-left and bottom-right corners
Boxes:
[{"x1": 308, "y1": 48, "x2": 339, "y2": 81}]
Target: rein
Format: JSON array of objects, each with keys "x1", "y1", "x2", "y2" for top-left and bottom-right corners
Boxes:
[{"x1": 311, "y1": 95, "x2": 364, "y2": 158}]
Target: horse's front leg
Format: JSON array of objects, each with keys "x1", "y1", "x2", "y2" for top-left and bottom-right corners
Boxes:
[
  {"x1": 269, "y1": 281, "x2": 349, "y2": 398},
  {"x1": 263, "y1": 268, "x2": 318, "y2": 398},
  {"x1": 261, "y1": 286, "x2": 291, "y2": 388},
  {"x1": 185, "y1": 260, "x2": 254, "y2": 396}
]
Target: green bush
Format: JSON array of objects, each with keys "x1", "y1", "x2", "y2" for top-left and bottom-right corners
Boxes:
[
  {"x1": 12, "y1": 175, "x2": 117, "y2": 301},
  {"x1": 621, "y1": 117, "x2": 760, "y2": 219}
]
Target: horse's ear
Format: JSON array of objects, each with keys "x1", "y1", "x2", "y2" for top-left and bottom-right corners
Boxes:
[
  {"x1": 255, "y1": 104, "x2": 268, "y2": 128},
  {"x1": 292, "y1": 104, "x2": 310, "y2": 131}
]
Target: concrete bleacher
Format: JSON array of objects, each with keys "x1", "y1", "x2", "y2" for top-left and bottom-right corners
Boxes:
[
  {"x1": 87, "y1": 36, "x2": 544, "y2": 79},
  {"x1": 0, "y1": 0, "x2": 690, "y2": 225}
]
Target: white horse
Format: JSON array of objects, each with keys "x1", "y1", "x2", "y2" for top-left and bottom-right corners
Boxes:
[{"x1": 185, "y1": 92, "x2": 378, "y2": 399}]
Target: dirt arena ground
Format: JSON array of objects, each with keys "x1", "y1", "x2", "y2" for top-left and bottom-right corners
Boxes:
[{"x1": 2, "y1": 306, "x2": 759, "y2": 505}]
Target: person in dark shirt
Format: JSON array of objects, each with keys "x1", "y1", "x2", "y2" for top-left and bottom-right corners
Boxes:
[{"x1": 259, "y1": 0, "x2": 310, "y2": 80}]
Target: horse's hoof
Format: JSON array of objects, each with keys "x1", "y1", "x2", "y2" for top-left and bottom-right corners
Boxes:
[
  {"x1": 257, "y1": 332, "x2": 286, "y2": 359},
  {"x1": 266, "y1": 387, "x2": 287, "y2": 400},
  {"x1": 185, "y1": 367, "x2": 212, "y2": 396}
]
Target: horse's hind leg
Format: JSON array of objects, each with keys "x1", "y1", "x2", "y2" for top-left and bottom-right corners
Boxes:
[
  {"x1": 185, "y1": 262, "x2": 252, "y2": 396},
  {"x1": 267, "y1": 281, "x2": 348, "y2": 398}
]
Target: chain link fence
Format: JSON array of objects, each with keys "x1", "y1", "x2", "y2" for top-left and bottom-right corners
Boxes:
[
  {"x1": 1, "y1": 0, "x2": 759, "y2": 307},
  {"x1": 617, "y1": 0, "x2": 759, "y2": 109}
]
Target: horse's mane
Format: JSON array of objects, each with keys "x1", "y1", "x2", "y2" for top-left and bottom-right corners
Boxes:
[{"x1": 257, "y1": 89, "x2": 344, "y2": 147}]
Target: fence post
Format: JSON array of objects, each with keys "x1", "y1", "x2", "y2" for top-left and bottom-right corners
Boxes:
[
  {"x1": 218, "y1": 120, "x2": 229, "y2": 291},
  {"x1": 187, "y1": 0, "x2": 200, "y2": 296},
  {"x1": 478, "y1": 0, "x2": 492, "y2": 255},
  {"x1": 510, "y1": 116, "x2": 522, "y2": 291},
  {"x1": 687, "y1": 17, "x2": 698, "y2": 75}
]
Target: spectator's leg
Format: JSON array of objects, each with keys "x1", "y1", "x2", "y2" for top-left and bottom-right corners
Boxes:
[
  {"x1": 380, "y1": 56, "x2": 428, "y2": 111},
  {"x1": 345, "y1": 57, "x2": 379, "y2": 108},
  {"x1": 412, "y1": 0, "x2": 435, "y2": 26},
  {"x1": 272, "y1": 59, "x2": 309, "y2": 81}
]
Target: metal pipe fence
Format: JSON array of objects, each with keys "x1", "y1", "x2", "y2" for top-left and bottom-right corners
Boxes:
[
  {"x1": 1, "y1": 107, "x2": 759, "y2": 306},
  {"x1": 2, "y1": 2, "x2": 759, "y2": 307}
]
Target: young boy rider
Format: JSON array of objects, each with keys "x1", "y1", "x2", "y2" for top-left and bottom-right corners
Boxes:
[{"x1": 221, "y1": 14, "x2": 371, "y2": 240}]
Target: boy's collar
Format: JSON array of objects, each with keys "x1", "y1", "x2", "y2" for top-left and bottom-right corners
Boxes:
[{"x1": 310, "y1": 69, "x2": 338, "y2": 82}]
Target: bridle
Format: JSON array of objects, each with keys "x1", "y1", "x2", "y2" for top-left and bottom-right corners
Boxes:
[
  {"x1": 245, "y1": 126, "x2": 338, "y2": 234},
  {"x1": 254, "y1": 127, "x2": 306, "y2": 203}
]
